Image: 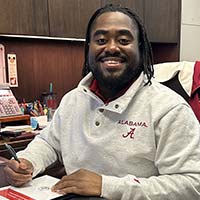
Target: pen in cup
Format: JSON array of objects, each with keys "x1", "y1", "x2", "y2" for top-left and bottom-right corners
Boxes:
[{"x1": 4, "y1": 143, "x2": 20, "y2": 163}]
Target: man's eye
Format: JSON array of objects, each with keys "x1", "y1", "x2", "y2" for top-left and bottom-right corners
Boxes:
[
  {"x1": 119, "y1": 39, "x2": 130, "y2": 45},
  {"x1": 96, "y1": 38, "x2": 106, "y2": 45}
]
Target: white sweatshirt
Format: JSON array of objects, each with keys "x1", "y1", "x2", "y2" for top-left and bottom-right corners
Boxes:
[{"x1": 18, "y1": 73, "x2": 200, "y2": 200}]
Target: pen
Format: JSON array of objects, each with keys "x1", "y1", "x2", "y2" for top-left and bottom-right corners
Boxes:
[{"x1": 4, "y1": 143, "x2": 20, "y2": 163}]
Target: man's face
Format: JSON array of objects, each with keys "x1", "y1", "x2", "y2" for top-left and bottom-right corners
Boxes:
[{"x1": 88, "y1": 11, "x2": 141, "y2": 90}]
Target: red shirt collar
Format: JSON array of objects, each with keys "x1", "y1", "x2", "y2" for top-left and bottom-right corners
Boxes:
[{"x1": 90, "y1": 79, "x2": 133, "y2": 103}]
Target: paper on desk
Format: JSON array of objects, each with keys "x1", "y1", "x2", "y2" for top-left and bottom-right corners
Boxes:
[
  {"x1": 1, "y1": 125, "x2": 33, "y2": 132},
  {"x1": 0, "y1": 175, "x2": 62, "y2": 200}
]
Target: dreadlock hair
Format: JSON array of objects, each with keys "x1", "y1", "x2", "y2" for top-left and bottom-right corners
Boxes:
[{"x1": 82, "y1": 4, "x2": 154, "y2": 85}]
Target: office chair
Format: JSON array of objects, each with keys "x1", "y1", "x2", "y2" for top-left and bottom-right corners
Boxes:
[{"x1": 154, "y1": 61, "x2": 200, "y2": 122}]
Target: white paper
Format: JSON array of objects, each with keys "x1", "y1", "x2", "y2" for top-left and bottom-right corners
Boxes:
[
  {"x1": 0, "y1": 175, "x2": 62, "y2": 200},
  {"x1": 1, "y1": 125, "x2": 33, "y2": 132}
]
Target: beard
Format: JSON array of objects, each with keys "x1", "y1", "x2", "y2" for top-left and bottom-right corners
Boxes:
[{"x1": 89, "y1": 61, "x2": 142, "y2": 92}]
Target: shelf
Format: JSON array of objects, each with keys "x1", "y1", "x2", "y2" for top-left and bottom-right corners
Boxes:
[
  {"x1": 0, "y1": 114, "x2": 30, "y2": 125},
  {"x1": 0, "y1": 114, "x2": 34, "y2": 159}
]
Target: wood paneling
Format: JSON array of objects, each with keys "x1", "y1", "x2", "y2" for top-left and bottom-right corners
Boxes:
[
  {"x1": 0, "y1": 0, "x2": 181, "y2": 44},
  {"x1": 101, "y1": 0, "x2": 144, "y2": 21},
  {"x1": 151, "y1": 43, "x2": 180, "y2": 63},
  {"x1": 48, "y1": 0, "x2": 101, "y2": 38},
  {"x1": 1, "y1": 37, "x2": 84, "y2": 104},
  {"x1": 144, "y1": 0, "x2": 181, "y2": 43},
  {"x1": 0, "y1": 0, "x2": 49, "y2": 36}
]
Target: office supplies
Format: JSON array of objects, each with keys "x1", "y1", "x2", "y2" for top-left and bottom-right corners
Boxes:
[
  {"x1": 0, "y1": 188, "x2": 34, "y2": 200},
  {"x1": 0, "y1": 84, "x2": 22, "y2": 117},
  {"x1": 43, "y1": 92, "x2": 57, "y2": 121},
  {"x1": 1, "y1": 125, "x2": 33, "y2": 133},
  {"x1": 0, "y1": 175, "x2": 106, "y2": 200},
  {"x1": 30, "y1": 117, "x2": 38, "y2": 130},
  {"x1": 4, "y1": 143, "x2": 20, "y2": 163}
]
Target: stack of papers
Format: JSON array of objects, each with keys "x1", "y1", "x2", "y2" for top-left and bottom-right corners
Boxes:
[
  {"x1": 1, "y1": 125, "x2": 33, "y2": 133},
  {"x1": 0, "y1": 175, "x2": 62, "y2": 200}
]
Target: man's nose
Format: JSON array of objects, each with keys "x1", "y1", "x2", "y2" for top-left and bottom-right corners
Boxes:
[{"x1": 105, "y1": 40, "x2": 120, "y2": 53}]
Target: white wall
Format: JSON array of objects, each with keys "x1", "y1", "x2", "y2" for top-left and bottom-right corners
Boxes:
[{"x1": 180, "y1": 0, "x2": 200, "y2": 61}]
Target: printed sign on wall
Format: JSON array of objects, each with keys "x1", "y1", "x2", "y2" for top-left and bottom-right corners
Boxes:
[{"x1": 7, "y1": 53, "x2": 18, "y2": 87}]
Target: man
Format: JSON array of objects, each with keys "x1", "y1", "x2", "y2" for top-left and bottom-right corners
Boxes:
[{"x1": 4, "y1": 4, "x2": 200, "y2": 200}]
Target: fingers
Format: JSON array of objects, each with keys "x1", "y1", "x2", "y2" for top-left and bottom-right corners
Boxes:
[
  {"x1": 52, "y1": 180, "x2": 80, "y2": 195},
  {"x1": 18, "y1": 158, "x2": 34, "y2": 174},
  {"x1": 4, "y1": 166, "x2": 32, "y2": 186},
  {"x1": 4, "y1": 158, "x2": 34, "y2": 186},
  {"x1": 52, "y1": 179, "x2": 86, "y2": 195},
  {"x1": 0, "y1": 156, "x2": 9, "y2": 162},
  {"x1": 6, "y1": 158, "x2": 32, "y2": 174},
  {"x1": 51, "y1": 169, "x2": 102, "y2": 196}
]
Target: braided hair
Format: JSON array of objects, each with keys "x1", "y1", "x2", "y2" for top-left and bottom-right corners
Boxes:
[{"x1": 82, "y1": 4, "x2": 154, "y2": 85}]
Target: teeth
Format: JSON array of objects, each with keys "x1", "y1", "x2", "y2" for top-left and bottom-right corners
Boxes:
[{"x1": 104, "y1": 60, "x2": 120, "y2": 64}]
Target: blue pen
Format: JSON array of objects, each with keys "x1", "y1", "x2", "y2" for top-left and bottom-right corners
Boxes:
[{"x1": 5, "y1": 143, "x2": 20, "y2": 163}]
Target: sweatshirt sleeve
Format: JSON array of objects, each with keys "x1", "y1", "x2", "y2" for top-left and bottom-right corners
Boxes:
[
  {"x1": 17, "y1": 108, "x2": 62, "y2": 177},
  {"x1": 17, "y1": 135, "x2": 58, "y2": 177},
  {"x1": 101, "y1": 104, "x2": 200, "y2": 200},
  {"x1": 101, "y1": 173, "x2": 200, "y2": 200}
]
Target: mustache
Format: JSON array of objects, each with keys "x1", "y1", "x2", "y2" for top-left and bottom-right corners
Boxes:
[{"x1": 97, "y1": 52, "x2": 127, "y2": 61}]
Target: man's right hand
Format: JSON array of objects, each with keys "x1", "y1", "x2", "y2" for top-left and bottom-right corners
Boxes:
[{"x1": 4, "y1": 158, "x2": 34, "y2": 186}]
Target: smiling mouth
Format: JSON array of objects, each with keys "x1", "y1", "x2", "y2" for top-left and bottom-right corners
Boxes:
[{"x1": 100, "y1": 57, "x2": 125, "y2": 68}]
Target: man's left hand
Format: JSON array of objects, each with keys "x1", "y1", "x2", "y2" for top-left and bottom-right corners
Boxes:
[{"x1": 51, "y1": 168, "x2": 102, "y2": 196}]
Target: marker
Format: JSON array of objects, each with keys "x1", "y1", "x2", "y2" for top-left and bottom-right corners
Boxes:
[{"x1": 4, "y1": 143, "x2": 20, "y2": 163}]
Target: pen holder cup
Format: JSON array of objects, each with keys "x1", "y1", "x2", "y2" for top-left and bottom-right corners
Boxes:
[{"x1": 42, "y1": 92, "x2": 57, "y2": 121}]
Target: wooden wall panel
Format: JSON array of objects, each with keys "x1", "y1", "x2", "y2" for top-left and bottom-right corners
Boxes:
[
  {"x1": 48, "y1": 0, "x2": 101, "y2": 38},
  {"x1": 144, "y1": 0, "x2": 181, "y2": 43},
  {"x1": 152, "y1": 43, "x2": 180, "y2": 64},
  {"x1": 1, "y1": 37, "x2": 84, "y2": 104},
  {"x1": 101, "y1": 0, "x2": 144, "y2": 21},
  {"x1": 0, "y1": 0, "x2": 49, "y2": 36}
]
